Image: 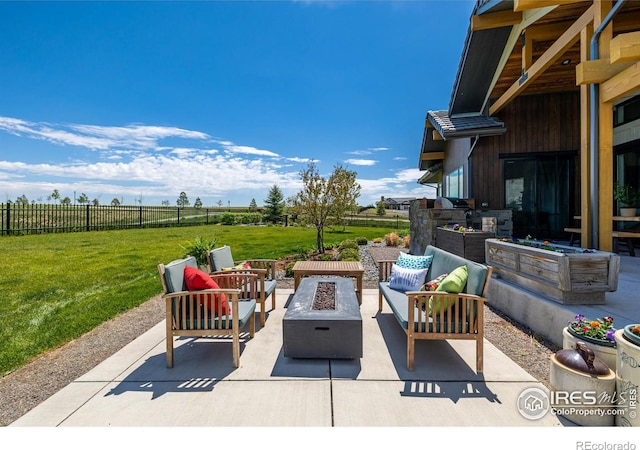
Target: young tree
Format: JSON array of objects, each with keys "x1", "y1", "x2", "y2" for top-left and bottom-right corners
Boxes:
[
  {"x1": 376, "y1": 200, "x2": 386, "y2": 216},
  {"x1": 249, "y1": 198, "x2": 258, "y2": 212},
  {"x1": 111, "y1": 198, "x2": 121, "y2": 206},
  {"x1": 16, "y1": 194, "x2": 29, "y2": 205},
  {"x1": 263, "y1": 185, "x2": 285, "y2": 224},
  {"x1": 50, "y1": 189, "x2": 61, "y2": 204},
  {"x1": 77, "y1": 193, "x2": 89, "y2": 205},
  {"x1": 292, "y1": 162, "x2": 332, "y2": 252},
  {"x1": 61, "y1": 196, "x2": 71, "y2": 205},
  {"x1": 194, "y1": 197, "x2": 203, "y2": 209},
  {"x1": 328, "y1": 164, "x2": 360, "y2": 231},
  {"x1": 176, "y1": 191, "x2": 190, "y2": 207}
]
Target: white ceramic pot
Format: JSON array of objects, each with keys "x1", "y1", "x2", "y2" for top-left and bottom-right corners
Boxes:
[
  {"x1": 562, "y1": 327, "x2": 617, "y2": 371},
  {"x1": 615, "y1": 329, "x2": 640, "y2": 427},
  {"x1": 550, "y1": 353, "x2": 616, "y2": 426}
]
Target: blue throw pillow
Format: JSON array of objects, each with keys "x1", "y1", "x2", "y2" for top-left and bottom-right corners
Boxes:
[
  {"x1": 388, "y1": 264, "x2": 429, "y2": 292},
  {"x1": 396, "y1": 252, "x2": 434, "y2": 270}
]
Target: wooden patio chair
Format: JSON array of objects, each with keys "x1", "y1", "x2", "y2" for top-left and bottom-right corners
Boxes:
[
  {"x1": 158, "y1": 256, "x2": 257, "y2": 368},
  {"x1": 207, "y1": 245, "x2": 277, "y2": 326}
]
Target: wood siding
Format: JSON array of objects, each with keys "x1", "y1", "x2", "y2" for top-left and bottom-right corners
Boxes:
[{"x1": 472, "y1": 92, "x2": 581, "y2": 209}]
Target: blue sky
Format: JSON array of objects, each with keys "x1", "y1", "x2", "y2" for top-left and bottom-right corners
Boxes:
[{"x1": 0, "y1": 0, "x2": 474, "y2": 207}]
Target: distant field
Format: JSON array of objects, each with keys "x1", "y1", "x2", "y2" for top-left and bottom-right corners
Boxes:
[{"x1": 0, "y1": 224, "x2": 396, "y2": 376}]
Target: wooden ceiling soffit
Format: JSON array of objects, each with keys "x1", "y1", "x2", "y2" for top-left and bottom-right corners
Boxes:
[
  {"x1": 611, "y1": 31, "x2": 640, "y2": 63},
  {"x1": 514, "y1": 0, "x2": 584, "y2": 12},
  {"x1": 420, "y1": 152, "x2": 445, "y2": 161},
  {"x1": 489, "y1": 5, "x2": 594, "y2": 115},
  {"x1": 471, "y1": 10, "x2": 522, "y2": 31},
  {"x1": 432, "y1": 130, "x2": 444, "y2": 141},
  {"x1": 601, "y1": 61, "x2": 640, "y2": 103}
]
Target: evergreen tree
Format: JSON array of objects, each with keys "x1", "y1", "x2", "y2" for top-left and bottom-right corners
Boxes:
[
  {"x1": 249, "y1": 198, "x2": 258, "y2": 212},
  {"x1": 176, "y1": 191, "x2": 190, "y2": 207},
  {"x1": 263, "y1": 185, "x2": 285, "y2": 224}
]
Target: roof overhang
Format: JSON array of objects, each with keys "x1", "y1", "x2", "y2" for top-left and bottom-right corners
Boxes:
[
  {"x1": 427, "y1": 110, "x2": 507, "y2": 140},
  {"x1": 450, "y1": 0, "x2": 515, "y2": 116}
]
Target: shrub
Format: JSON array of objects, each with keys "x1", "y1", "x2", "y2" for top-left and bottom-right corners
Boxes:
[
  {"x1": 337, "y1": 248, "x2": 360, "y2": 261},
  {"x1": 355, "y1": 236, "x2": 368, "y2": 245},
  {"x1": 403, "y1": 234, "x2": 410, "y2": 247},
  {"x1": 338, "y1": 239, "x2": 359, "y2": 251},
  {"x1": 319, "y1": 253, "x2": 334, "y2": 261},
  {"x1": 373, "y1": 237, "x2": 382, "y2": 244},
  {"x1": 180, "y1": 235, "x2": 218, "y2": 267},
  {"x1": 220, "y1": 213, "x2": 236, "y2": 225},
  {"x1": 384, "y1": 232, "x2": 399, "y2": 246}
]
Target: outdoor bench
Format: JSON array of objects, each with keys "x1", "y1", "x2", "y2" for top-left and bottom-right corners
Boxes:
[{"x1": 378, "y1": 245, "x2": 492, "y2": 372}]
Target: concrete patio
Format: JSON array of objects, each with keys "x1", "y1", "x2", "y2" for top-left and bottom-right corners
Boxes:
[
  {"x1": 11, "y1": 288, "x2": 561, "y2": 428},
  {"x1": 7, "y1": 256, "x2": 640, "y2": 448}
]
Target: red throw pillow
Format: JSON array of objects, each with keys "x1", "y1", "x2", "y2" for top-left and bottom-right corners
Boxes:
[{"x1": 183, "y1": 266, "x2": 228, "y2": 315}]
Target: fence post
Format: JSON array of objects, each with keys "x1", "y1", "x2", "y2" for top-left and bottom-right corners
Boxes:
[
  {"x1": 177, "y1": 207, "x2": 180, "y2": 224},
  {"x1": 139, "y1": 206, "x2": 143, "y2": 227},
  {"x1": 5, "y1": 203, "x2": 10, "y2": 235},
  {"x1": 86, "y1": 204, "x2": 90, "y2": 231}
]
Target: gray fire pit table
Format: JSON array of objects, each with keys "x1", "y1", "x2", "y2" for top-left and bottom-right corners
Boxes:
[{"x1": 283, "y1": 277, "x2": 363, "y2": 359}]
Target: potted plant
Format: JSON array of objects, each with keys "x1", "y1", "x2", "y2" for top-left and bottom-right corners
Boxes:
[
  {"x1": 180, "y1": 235, "x2": 218, "y2": 270},
  {"x1": 614, "y1": 325, "x2": 640, "y2": 426},
  {"x1": 563, "y1": 314, "x2": 617, "y2": 369},
  {"x1": 614, "y1": 182, "x2": 640, "y2": 217}
]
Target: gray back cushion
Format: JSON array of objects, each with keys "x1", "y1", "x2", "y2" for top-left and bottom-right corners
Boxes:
[
  {"x1": 209, "y1": 245, "x2": 235, "y2": 271},
  {"x1": 424, "y1": 245, "x2": 488, "y2": 296},
  {"x1": 163, "y1": 256, "x2": 197, "y2": 293}
]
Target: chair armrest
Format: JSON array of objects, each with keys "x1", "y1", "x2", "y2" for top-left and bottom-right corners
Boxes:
[
  {"x1": 378, "y1": 259, "x2": 397, "y2": 282},
  {"x1": 243, "y1": 259, "x2": 276, "y2": 279}
]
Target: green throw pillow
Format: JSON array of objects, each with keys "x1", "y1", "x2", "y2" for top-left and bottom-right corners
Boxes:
[{"x1": 429, "y1": 265, "x2": 468, "y2": 314}]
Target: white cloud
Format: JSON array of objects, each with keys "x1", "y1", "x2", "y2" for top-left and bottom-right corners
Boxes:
[
  {"x1": 345, "y1": 158, "x2": 377, "y2": 166},
  {"x1": 222, "y1": 144, "x2": 280, "y2": 157},
  {"x1": 393, "y1": 156, "x2": 407, "y2": 161},
  {"x1": 0, "y1": 116, "x2": 210, "y2": 151}
]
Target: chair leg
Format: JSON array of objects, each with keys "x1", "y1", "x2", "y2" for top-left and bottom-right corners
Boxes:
[
  {"x1": 260, "y1": 301, "x2": 266, "y2": 327},
  {"x1": 407, "y1": 334, "x2": 415, "y2": 371},
  {"x1": 271, "y1": 290, "x2": 276, "y2": 310},
  {"x1": 250, "y1": 311, "x2": 255, "y2": 338},
  {"x1": 476, "y1": 337, "x2": 483, "y2": 373},
  {"x1": 232, "y1": 327, "x2": 240, "y2": 368},
  {"x1": 166, "y1": 335, "x2": 174, "y2": 368}
]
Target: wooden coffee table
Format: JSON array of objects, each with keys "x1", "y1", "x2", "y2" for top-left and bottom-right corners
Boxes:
[{"x1": 292, "y1": 260, "x2": 365, "y2": 304}]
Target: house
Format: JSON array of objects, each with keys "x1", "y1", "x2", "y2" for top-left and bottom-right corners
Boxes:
[
  {"x1": 418, "y1": 0, "x2": 640, "y2": 251},
  {"x1": 383, "y1": 197, "x2": 417, "y2": 211}
]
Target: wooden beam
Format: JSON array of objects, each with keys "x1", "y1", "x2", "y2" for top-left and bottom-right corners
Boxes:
[
  {"x1": 425, "y1": 118, "x2": 434, "y2": 129},
  {"x1": 514, "y1": 0, "x2": 583, "y2": 12},
  {"x1": 525, "y1": 22, "x2": 572, "y2": 42},
  {"x1": 600, "y1": 61, "x2": 640, "y2": 103},
  {"x1": 471, "y1": 10, "x2": 522, "y2": 31},
  {"x1": 580, "y1": 23, "x2": 592, "y2": 248},
  {"x1": 522, "y1": 32, "x2": 533, "y2": 71},
  {"x1": 596, "y1": 1, "x2": 613, "y2": 252},
  {"x1": 432, "y1": 130, "x2": 444, "y2": 141},
  {"x1": 490, "y1": 5, "x2": 594, "y2": 115},
  {"x1": 576, "y1": 58, "x2": 635, "y2": 84},
  {"x1": 610, "y1": 32, "x2": 640, "y2": 63},
  {"x1": 420, "y1": 152, "x2": 445, "y2": 161}
]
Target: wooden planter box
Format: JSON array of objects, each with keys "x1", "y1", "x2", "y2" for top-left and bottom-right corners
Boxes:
[
  {"x1": 485, "y1": 238, "x2": 620, "y2": 305},
  {"x1": 435, "y1": 227, "x2": 494, "y2": 263}
]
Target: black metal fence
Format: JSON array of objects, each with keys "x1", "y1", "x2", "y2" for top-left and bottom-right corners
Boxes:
[
  {"x1": 0, "y1": 203, "x2": 223, "y2": 236},
  {"x1": 1, "y1": 203, "x2": 409, "y2": 236}
]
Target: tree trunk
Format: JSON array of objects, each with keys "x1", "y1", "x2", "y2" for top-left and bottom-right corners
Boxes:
[{"x1": 316, "y1": 226, "x2": 324, "y2": 253}]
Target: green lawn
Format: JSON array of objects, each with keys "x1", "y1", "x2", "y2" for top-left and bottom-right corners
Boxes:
[{"x1": 0, "y1": 224, "x2": 395, "y2": 375}]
